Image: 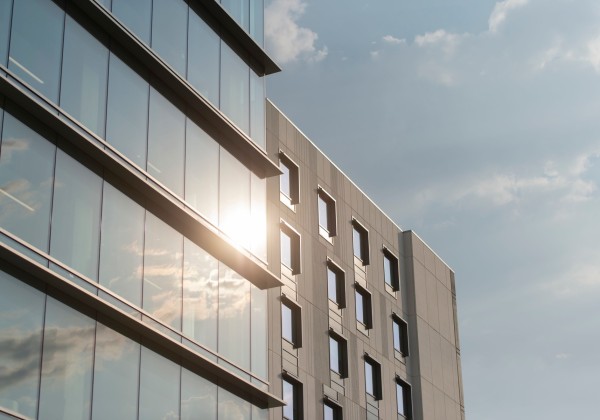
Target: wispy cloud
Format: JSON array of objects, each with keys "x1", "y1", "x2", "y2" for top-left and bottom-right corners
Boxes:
[
  {"x1": 488, "y1": 0, "x2": 529, "y2": 33},
  {"x1": 414, "y1": 29, "x2": 465, "y2": 55},
  {"x1": 382, "y1": 35, "x2": 406, "y2": 45}
]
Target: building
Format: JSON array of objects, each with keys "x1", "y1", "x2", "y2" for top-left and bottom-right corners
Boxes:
[{"x1": 0, "y1": 0, "x2": 463, "y2": 419}]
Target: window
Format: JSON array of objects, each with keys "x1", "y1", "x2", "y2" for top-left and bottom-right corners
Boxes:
[
  {"x1": 392, "y1": 315, "x2": 409, "y2": 357},
  {"x1": 327, "y1": 261, "x2": 346, "y2": 308},
  {"x1": 324, "y1": 401, "x2": 342, "y2": 420},
  {"x1": 329, "y1": 332, "x2": 347, "y2": 378},
  {"x1": 317, "y1": 187, "x2": 337, "y2": 239},
  {"x1": 281, "y1": 222, "x2": 301, "y2": 274},
  {"x1": 364, "y1": 356, "x2": 382, "y2": 400},
  {"x1": 352, "y1": 219, "x2": 369, "y2": 265},
  {"x1": 280, "y1": 153, "x2": 299, "y2": 206},
  {"x1": 283, "y1": 377, "x2": 302, "y2": 420},
  {"x1": 396, "y1": 379, "x2": 413, "y2": 419},
  {"x1": 383, "y1": 248, "x2": 400, "y2": 291},
  {"x1": 281, "y1": 298, "x2": 302, "y2": 348},
  {"x1": 355, "y1": 285, "x2": 372, "y2": 329}
]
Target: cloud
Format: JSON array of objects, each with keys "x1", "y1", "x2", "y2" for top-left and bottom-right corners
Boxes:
[
  {"x1": 265, "y1": 0, "x2": 327, "y2": 64},
  {"x1": 382, "y1": 35, "x2": 406, "y2": 45},
  {"x1": 414, "y1": 29, "x2": 464, "y2": 55},
  {"x1": 488, "y1": 0, "x2": 529, "y2": 33},
  {"x1": 584, "y1": 35, "x2": 600, "y2": 72},
  {"x1": 543, "y1": 261, "x2": 600, "y2": 297}
]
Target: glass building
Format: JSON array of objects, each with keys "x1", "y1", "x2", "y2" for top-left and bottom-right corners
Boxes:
[{"x1": 0, "y1": 0, "x2": 464, "y2": 419}]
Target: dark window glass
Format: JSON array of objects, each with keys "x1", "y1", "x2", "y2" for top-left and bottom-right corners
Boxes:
[
  {"x1": 219, "y1": 149, "x2": 250, "y2": 248},
  {"x1": 221, "y1": 0, "x2": 249, "y2": 32},
  {"x1": 364, "y1": 360, "x2": 374, "y2": 396},
  {"x1": 218, "y1": 388, "x2": 250, "y2": 420},
  {"x1": 393, "y1": 316, "x2": 409, "y2": 357},
  {"x1": 250, "y1": 284, "x2": 268, "y2": 378},
  {"x1": 183, "y1": 239, "x2": 218, "y2": 351},
  {"x1": 98, "y1": 183, "x2": 144, "y2": 307},
  {"x1": 139, "y1": 347, "x2": 181, "y2": 420},
  {"x1": 112, "y1": 0, "x2": 152, "y2": 44},
  {"x1": 355, "y1": 290, "x2": 365, "y2": 324},
  {"x1": 38, "y1": 297, "x2": 95, "y2": 420},
  {"x1": 326, "y1": 265, "x2": 344, "y2": 307},
  {"x1": 9, "y1": 0, "x2": 64, "y2": 102},
  {"x1": 0, "y1": 270, "x2": 45, "y2": 419},
  {"x1": 60, "y1": 16, "x2": 109, "y2": 137},
  {"x1": 51, "y1": 150, "x2": 102, "y2": 280},
  {"x1": 250, "y1": 174, "x2": 267, "y2": 259},
  {"x1": 152, "y1": 0, "x2": 188, "y2": 75},
  {"x1": 91, "y1": 323, "x2": 140, "y2": 420},
  {"x1": 181, "y1": 368, "x2": 217, "y2": 420},
  {"x1": 147, "y1": 88, "x2": 185, "y2": 197},
  {"x1": 329, "y1": 336, "x2": 340, "y2": 374},
  {"x1": 218, "y1": 265, "x2": 250, "y2": 369},
  {"x1": 0, "y1": 0, "x2": 11, "y2": 66},
  {"x1": 143, "y1": 213, "x2": 183, "y2": 330},
  {"x1": 106, "y1": 53, "x2": 149, "y2": 168},
  {"x1": 384, "y1": 252, "x2": 399, "y2": 290},
  {"x1": 220, "y1": 43, "x2": 249, "y2": 134},
  {"x1": 187, "y1": 11, "x2": 220, "y2": 106},
  {"x1": 250, "y1": 70, "x2": 265, "y2": 148},
  {"x1": 281, "y1": 302, "x2": 292, "y2": 343},
  {"x1": 393, "y1": 319, "x2": 401, "y2": 352},
  {"x1": 0, "y1": 111, "x2": 55, "y2": 251},
  {"x1": 249, "y1": 0, "x2": 264, "y2": 46},
  {"x1": 280, "y1": 229, "x2": 292, "y2": 269},
  {"x1": 185, "y1": 119, "x2": 218, "y2": 223}
]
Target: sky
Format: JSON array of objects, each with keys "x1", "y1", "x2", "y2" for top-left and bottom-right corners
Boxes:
[{"x1": 264, "y1": 0, "x2": 600, "y2": 418}]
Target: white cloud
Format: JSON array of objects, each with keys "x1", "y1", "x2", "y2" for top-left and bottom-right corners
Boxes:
[
  {"x1": 584, "y1": 35, "x2": 600, "y2": 72},
  {"x1": 414, "y1": 29, "x2": 464, "y2": 55},
  {"x1": 382, "y1": 35, "x2": 406, "y2": 45},
  {"x1": 265, "y1": 0, "x2": 327, "y2": 64},
  {"x1": 543, "y1": 261, "x2": 600, "y2": 297},
  {"x1": 488, "y1": 0, "x2": 529, "y2": 34}
]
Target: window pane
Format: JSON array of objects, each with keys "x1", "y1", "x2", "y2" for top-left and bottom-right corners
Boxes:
[
  {"x1": 91, "y1": 323, "x2": 140, "y2": 420},
  {"x1": 0, "y1": 270, "x2": 45, "y2": 419},
  {"x1": 282, "y1": 379, "x2": 294, "y2": 420},
  {"x1": 364, "y1": 361, "x2": 374, "y2": 396},
  {"x1": 221, "y1": 0, "x2": 249, "y2": 31},
  {"x1": 0, "y1": 111, "x2": 55, "y2": 251},
  {"x1": 249, "y1": 0, "x2": 263, "y2": 46},
  {"x1": 187, "y1": 11, "x2": 220, "y2": 106},
  {"x1": 38, "y1": 297, "x2": 95, "y2": 420},
  {"x1": 0, "y1": 0, "x2": 11, "y2": 66},
  {"x1": 397, "y1": 383, "x2": 405, "y2": 415},
  {"x1": 181, "y1": 368, "x2": 217, "y2": 420},
  {"x1": 106, "y1": 53, "x2": 149, "y2": 168},
  {"x1": 151, "y1": 0, "x2": 187, "y2": 75},
  {"x1": 220, "y1": 43, "x2": 249, "y2": 134},
  {"x1": 112, "y1": 0, "x2": 151, "y2": 44},
  {"x1": 51, "y1": 150, "x2": 102, "y2": 280},
  {"x1": 250, "y1": 70, "x2": 265, "y2": 148},
  {"x1": 318, "y1": 195, "x2": 328, "y2": 229},
  {"x1": 139, "y1": 347, "x2": 180, "y2": 420},
  {"x1": 327, "y1": 268, "x2": 337, "y2": 303},
  {"x1": 60, "y1": 16, "x2": 109, "y2": 137},
  {"x1": 355, "y1": 291, "x2": 364, "y2": 324},
  {"x1": 148, "y1": 88, "x2": 185, "y2": 197},
  {"x1": 219, "y1": 149, "x2": 250, "y2": 248},
  {"x1": 218, "y1": 388, "x2": 250, "y2": 420},
  {"x1": 99, "y1": 183, "x2": 144, "y2": 307},
  {"x1": 329, "y1": 337, "x2": 339, "y2": 373},
  {"x1": 250, "y1": 174, "x2": 266, "y2": 259},
  {"x1": 143, "y1": 213, "x2": 183, "y2": 330},
  {"x1": 384, "y1": 255, "x2": 392, "y2": 285},
  {"x1": 251, "y1": 284, "x2": 267, "y2": 378},
  {"x1": 183, "y1": 239, "x2": 218, "y2": 351},
  {"x1": 218, "y1": 265, "x2": 250, "y2": 369},
  {"x1": 353, "y1": 227, "x2": 362, "y2": 259},
  {"x1": 281, "y1": 303, "x2": 292, "y2": 343},
  {"x1": 280, "y1": 230, "x2": 292, "y2": 269},
  {"x1": 9, "y1": 0, "x2": 64, "y2": 102},
  {"x1": 280, "y1": 161, "x2": 290, "y2": 198},
  {"x1": 185, "y1": 119, "x2": 218, "y2": 223}
]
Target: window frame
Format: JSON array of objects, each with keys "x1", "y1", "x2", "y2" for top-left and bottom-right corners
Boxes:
[
  {"x1": 328, "y1": 329, "x2": 348, "y2": 378},
  {"x1": 282, "y1": 374, "x2": 303, "y2": 420},
  {"x1": 354, "y1": 283, "x2": 373, "y2": 329},
  {"x1": 392, "y1": 313, "x2": 409, "y2": 358},
  {"x1": 317, "y1": 186, "x2": 337, "y2": 239},
  {"x1": 326, "y1": 259, "x2": 346, "y2": 309},
  {"x1": 351, "y1": 218, "x2": 370, "y2": 265},
  {"x1": 395, "y1": 377, "x2": 413, "y2": 419},
  {"x1": 383, "y1": 246, "x2": 400, "y2": 292},
  {"x1": 280, "y1": 220, "x2": 301, "y2": 275},
  {"x1": 364, "y1": 355, "x2": 382, "y2": 400},
  {"x1": 279, "y1": 151, "x2": 299, "y2": 207},
  {"x1": 323, "y1": 398, "x2": 343, "y2": 420},
  {"x1": 281, "y1": 295, "x2": 303, "y2": 348}
]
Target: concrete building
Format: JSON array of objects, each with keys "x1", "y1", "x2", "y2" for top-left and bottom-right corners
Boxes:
[{"x1": 0, "y1": 0, "x2": 463, "y2": 419}]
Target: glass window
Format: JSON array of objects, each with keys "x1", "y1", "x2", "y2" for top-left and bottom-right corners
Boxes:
[
  {"x1": 0, "y1": 110, "x2": 55, "y2": 252},
  {"x1": 279, "y1": 155, "x2": 299, "y2": 205},
  {"x1": 185, "y1": 118, "x2": 219, "y2": 223},
  {"x1": 112, "y1": 0, "x2": 152, "y2": 44},
  {"x1": 38, "y1": 296, "x2": 95, "y2": 420},
  {"x1": 318, "y1": 195, "x2": 328, "y2": 229},
  {"x1": 326, "y1": 264, "x2": 345, "y2": 308},
  {"x1": 364, "y1": 360, "x2": 374, "y2": 396},
  {"x1": 98, "y1": 182, "x2": 144, "y2": 307},
  {"x1": 329, "y1": 336, "x2": 340, "y2": 374},
  {"x1": 147, "y1": 88, "x2": 185, "y2": 197},
  {"x1": 396, "y1": 380, "x2": 411, "y2": 418},
  {"x1": 221, "y1": 0, "x2": 249, "y2": 32},
  {"x1": 324, "y1": 403, "x2": 341, "y2": 420},
  {"x1": 393, "y1": 316, "x2": 409, "y2": 357},
  {"x1": 280, "y1": 161, "x2": 291, "y2": 198},
  {"x1": 355, "y1": 287, "x2": 372, "y2": 328},
  {"x1": 281, "y1": 302, "x2": 293, "y2": 343},
  {"x1": 181, "y1": 368, "x2": 217, "y2": 420},
  {"x1": 318, "y1": 189, "x2": 336, "y2": 238},
  {"x1": 218, "y1": 264, "x2": 250, "y2": 370},
  {"x1": 282, "y1": 379, "x2": 296, "y2": 420},
  {"x1": 220, "y1": 43, "x2": 249, "y2": 134},
  {"x1": 352, "y1": 222, "x2": 369, "y2": 264},
  {"x1": 106, "y1": 53, "x2": 149, "y2": 168},
  {"x1": 0, "y1": 0, "x2": 11, "y2": 66},
  {"x1": 327, "y1": 267, "x2": 337, "y2": 303},
  {"x1": 143, "y1": 213, "x2": 183, "y2": 330},
  {"x1": 219, "y1": 149, "x2": 250, "y2": 248},
  {"x1": 50, "y1": 150, "x2": 102, "y2": 280},
  {"x1": 151, "y1": 0, "x2": 188, "y2": 75},
  {"x1": 250, "y1": 174, "x2": 267, "y2": 259},
  {"x1": 355, "y1": 290, "x2": 364, "y2": 324},
  {"x1": 60, "y1": 16, "x2": 109, "y2": 137},
  {"x1": 249, "y1": 0, "x2": 264, "y2": 46},
  {"x1": 8, "y1": 0, "x2": 64, "y2": 102},
  {"x1": 182, "y1": 239, "x2": 218, "y2": 351},
  {"x1": 250, "y1": 284, "x2": 268, "y2": 378},
  {"x1": 280, "y1": 229, "x2": 292, "y2": 269},
  {"x1": 187, "y1": 9, "x2": 220, "y2": 106},
  {"x1": 218, "y1": 388, "x2": 250, "y2": 420},
  {"x1": 91, "y1": 323, "x2": 140, "y2": 420},
  {"x1": 139, "y1": 347, "x2": 181, "y2": 420},
  {"x1": 281, "y1": 300, "x2": 301, "y2": 348},
  {"x1": 383, "y1": 251, "x2": 400, "y2": 291},
  {"x1": 250, "y1": 70, "x2": 265, "y2": 148},
  {"x1": 0, "y1": 270, "x2": 45, "y2": 419}
]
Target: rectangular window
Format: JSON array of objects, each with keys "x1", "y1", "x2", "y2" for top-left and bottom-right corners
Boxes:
[
  {"x1": 329, "y1": 333, "x2": 347, "y2": 378},
  {"x1": 383, "y1": 249, "x2": 400, "y2": 291},
  {"x1": 392, "y1": 315, "x2": 409, "y2": 357},
  {"x1": 352, "y1": 219, "x2": 369, "y2": 265},
  {"x1": 364, "y1": 357, "x2": 382, "y2": 400},
  {"x1": 281, "y1": 222, "x2": 301, "y2": 274},
  {"x1": 282, "y1": 377, "x2": 302, "y2": 420},
  {"x1": 327, "y1": 261, "x2": 346, "y2": 308},
  {"x1": 396, "y1": 379, "x2": 413, "y2": 419},
  {"x1": 280, "y1": 153, "x2": 299, "y2": 206},
  {"x1": 281, "y1": 298, "x2": 302, "y2": 348},
  {"x1": 355, "y1": 285, "x2": 372, "y2": 329},
  {"x1": 324, "y1": 402, "x2": 342, "y2": 420},
  {"x1": 317, "y1": 187, "x2": 337, "y2": 239}
]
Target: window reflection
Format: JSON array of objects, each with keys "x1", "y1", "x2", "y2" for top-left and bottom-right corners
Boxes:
[
  {"x1": 187, "y1": 10, "x2": 220, "y2": 106},
  {"x1": 221, "y1": 43, "x2": 250, "y2": 134},
  {"x1": 152, "y1": 0, "x2": 188, "y2": 75},
  {"x1": 181, "y1": 368, "x2": 217, "y2": 420},
  {"x1": 139, "y1": 347, "x2": 181, "y2": 420},
  {"x1": 0, "y1": 0, "x2": 10, "y2": 66},
  {"x1": 219, "y1": 149, "x2": 251, "y2": 248},
  {"x1": 218, "y1": 388, "x2": 250, "y2": 420},
  {"x1": 112, "y1": 0, "x2": 152, "y2": 44}
]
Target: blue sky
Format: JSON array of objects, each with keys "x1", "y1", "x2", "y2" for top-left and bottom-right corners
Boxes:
[{"x1": 265, "y1": 0, "x2": 600, "y2": 418}]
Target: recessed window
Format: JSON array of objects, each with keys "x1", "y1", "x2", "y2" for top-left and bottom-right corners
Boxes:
[
  {"x1": 281, "y1": 222, "x2": 301, "y2": 274},
  {"x1": 327, "y1": 261, "x2": 346, "y2": 308},
  {"x1": 355, "y1": 284, "x2": 372, "y2": 329},
  {"x1": 383, "y1": 249, "x2": 400, "y2": 291},
  {"x1": 280, "y1": 153, "x2": 299, "y2": 206},
  {"x1": 352, "y1": 219, "x2": 369, "y2": 265},
  {"x1": 323, "y1": 401, "x2": 342, "y2": 420},
  {"x1": 392, "y1": 315, "x2": 409, "y2": 357},
  {"x1": 281, "y1": 298, "x2": 302, "y2": 348},
  {"x1": 283, "y1": 377, "x2": 302, "y2": 420},
  {"x1": 396, "y1": 378, "x2": 413, "y2": 419},
  {"x1": 329, "y1": 333, "x2": 348, "y2": 378},
  {"x1": 364, "y1": 356, "x2": 382, "y2": 400},
  {"x1": 317, "y1": 187, "x2": 336, "y2": 239}
]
